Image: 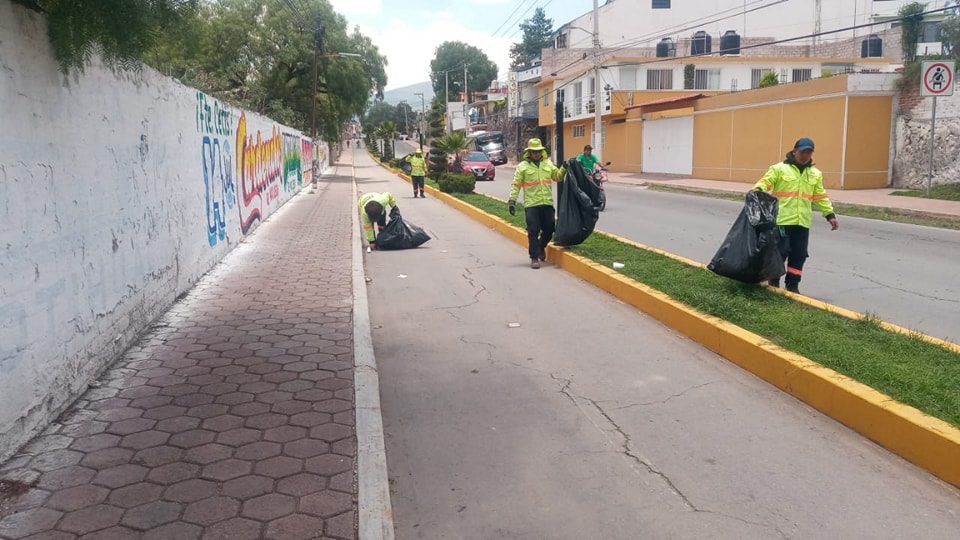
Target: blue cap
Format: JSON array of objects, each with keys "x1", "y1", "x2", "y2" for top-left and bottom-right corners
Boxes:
[{"x1": 794, "y1": 137, "x2": 815, "y2": 151}]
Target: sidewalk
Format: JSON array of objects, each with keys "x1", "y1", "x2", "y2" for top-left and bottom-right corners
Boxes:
[
  {"x1": 608, "y1": 172, "x2": 960, "y2": 217},
  {"x1": 355, "y1": 149, "x2": 960, "y2": 539},
  {"x1": 0, "y1": 162, "x2": 359, "y2": 539}
]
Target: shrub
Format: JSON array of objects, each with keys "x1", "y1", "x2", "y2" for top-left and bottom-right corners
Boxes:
[
  {"x1": 428, "y1": 150, "x2": 449, "y2": 179},
  {"x1": 437, "y1": 172, "x2": 476, "y2": 194},
  {"x1": 388, "y1": 158, "x2": 401, "y2": 168}
]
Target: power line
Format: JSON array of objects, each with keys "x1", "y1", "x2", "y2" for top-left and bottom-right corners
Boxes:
[
  {"x1": 506, "y1": 0, "x2": 555, "y2": 40},
  {"x1": 491, "y1": 0, "x2": 533, "y2": 37}
]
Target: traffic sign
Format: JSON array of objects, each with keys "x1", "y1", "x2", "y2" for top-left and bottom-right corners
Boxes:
[{"x1": 921, "y1": 61, "x2": 955, "y2": 97}]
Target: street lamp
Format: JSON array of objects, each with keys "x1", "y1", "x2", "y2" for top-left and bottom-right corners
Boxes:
[{"x1": 413, "y1": 92, "x2": 426, "y2": 150}]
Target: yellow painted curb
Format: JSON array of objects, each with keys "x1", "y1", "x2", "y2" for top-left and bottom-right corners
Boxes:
[{"x1": 370, "y1": 154, "x2": 960, "y2": 488}]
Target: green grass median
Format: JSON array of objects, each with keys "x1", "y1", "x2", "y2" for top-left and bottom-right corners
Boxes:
[{"x1": 451, "y1": 191, "x2": 960, "y2": 428}]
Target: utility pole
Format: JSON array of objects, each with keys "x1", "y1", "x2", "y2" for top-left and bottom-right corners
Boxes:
[
  {"x1": 311, "y1": 21, "x2": 324, "y2": 187},
  {"x1": 414, "y1": 92, "x2": 426, "y2": 150},
  {"x1": 463, "y1": 64, "x2": 469, "y2": 132},
  {"x1": 592, "y1": 0, "x2": 602, "y2": 161}
]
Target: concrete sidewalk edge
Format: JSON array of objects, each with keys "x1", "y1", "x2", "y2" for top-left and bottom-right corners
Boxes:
[
  {"x1": 350, "y1": 160, "x2": 396, "y2": 540},
  {"x1": 371, "y1": 153, "x2": 960, "y2": 490}
]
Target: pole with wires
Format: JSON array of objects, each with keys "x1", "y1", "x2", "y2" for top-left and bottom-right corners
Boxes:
[
  {"x1": 311, "y1": 20, "x2": 324, "y2": 187},
  {"x1": 591, "y1": 0, "x2": 602, "y2": 160},
  {"x1": 445, "y1": 71, "x2": 450, "y2": 134}
]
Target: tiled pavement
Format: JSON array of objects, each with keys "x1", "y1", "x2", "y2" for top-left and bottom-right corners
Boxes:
[{"x1": 0, "y1": 164, "x2": 358, "y2": 539}]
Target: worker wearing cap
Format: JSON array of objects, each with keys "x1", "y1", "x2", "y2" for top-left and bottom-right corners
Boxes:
[
  {"x1": 405, "y1": 149, "x2": 428, "y2": 198},
  {"x1": 508, "y1": 138, "x2": 565, "y2": 269},
  {"x1": 358, "y1": 192, "x2": 399, "y2": 249},
  {"x1": 754, "y1": 137, "x2": 839, "y2": 294}
]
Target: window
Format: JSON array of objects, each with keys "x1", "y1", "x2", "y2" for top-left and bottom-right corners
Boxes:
[
  {"x1": 792, "y1": 68, "x2": 812, "y2": 83},
  {"x1": 652, "y1": 0, "x2": 671, "y2": 8},
  {"x1": 694, "y1": 69, "x2": 721, "y2": 90},
  {"x1": 543, "y1": 89, "x2": 549, "y2": 106},
  {"x1": 573, "y1": 125, "x2": 585, "y2": 137},
  {"x1": 751, "y1": 68, "x2": 773, "y2": 88},
  {"x1": 620, "y1": 66, "x2": 638, "y2": 90},
  {"x1": 646, "y1": 69, "x2": 674, "y2": 89},
  {"x1": 921, "y1": 21, "x2": 943, "y2": 43},
  {"x1": 556, "y1": 32, "x2": 568, "y2": 49}
]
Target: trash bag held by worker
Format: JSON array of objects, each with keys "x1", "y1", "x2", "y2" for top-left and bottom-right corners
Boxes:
[
  {"x1": 707, "y1": 191, "x2": 785, "y2": 283},
  {"x1": 554, "y1": 158, "x2": 603, "y2": 246},
  {"x1": 375, "y1": 216, "x2": 431, "y2": 250}
]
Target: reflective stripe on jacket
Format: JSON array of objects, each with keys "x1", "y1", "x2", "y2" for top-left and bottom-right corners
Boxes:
[
  {"x1": 754, "y1": 162, "x2": 834, "y2": 228},
  {"x1": 509, "y1": 150, "x2": 564, "y2": 208},
  {"x1": 405, "y1": 155, "x2": 427, "y2": 176},
  {"x1": 358, "y1": 192, "x2": 397, "y2": 242}
]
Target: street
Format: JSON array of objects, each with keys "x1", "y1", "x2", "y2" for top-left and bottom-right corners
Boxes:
[
  {"x1": 359, "y1": 147, "x2": 960, "y2": 539},
  {"x1": 395, "y1": 140, "x2": 960, "y2": 342}
]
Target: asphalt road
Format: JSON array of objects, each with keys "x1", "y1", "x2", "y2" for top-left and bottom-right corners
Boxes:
[
  {"x1": 416, "y1": 141, "x2": 960, "y2": 343},
  {"x1": 356, "y1": 147, "x2": 960, "y2": 539}
]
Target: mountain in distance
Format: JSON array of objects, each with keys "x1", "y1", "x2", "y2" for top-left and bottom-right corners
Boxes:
[{"x1": 381, "y1": 81, "x2": 434, "y2": 107}]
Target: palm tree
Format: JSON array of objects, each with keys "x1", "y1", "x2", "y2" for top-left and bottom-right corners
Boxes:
[
  {"x1": 434, "y1": 131, "x2": 471, "y2": 172},
  {"x1": 374, "y1": 121, "x2": 398, "y2": 159}
]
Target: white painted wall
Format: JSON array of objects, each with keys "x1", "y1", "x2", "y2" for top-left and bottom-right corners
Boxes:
[
  {"x1": 0, "y1": 2, "x2": 325, "y2": 461},
  {"x1": 643, "y1": 116, "x2": 694, "y2": 175},
  {"x1": 559, "y1": 0, "x2": 950, "y2": 50}
]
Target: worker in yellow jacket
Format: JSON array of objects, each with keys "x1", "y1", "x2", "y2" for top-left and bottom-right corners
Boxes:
[
  {"x1": 358, "y1": 191, "x2": 399, "y2": 249},
  {"x1": 508, "y1": 138, "x2": 565, "y2": 269},
  {"x1": 405, "y1": 149, "x2": 428, "y2": 198},
  {"x1": 754, "y1": 138, "x2": 839, "y2": 293}
]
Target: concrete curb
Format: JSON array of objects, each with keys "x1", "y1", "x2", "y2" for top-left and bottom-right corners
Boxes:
[
  {"x1": 350, "y1": 157, "x2": 396, "y2": 540},
  {"x1": 371, "y1": 154, "x2": 960, "y2": 489}
]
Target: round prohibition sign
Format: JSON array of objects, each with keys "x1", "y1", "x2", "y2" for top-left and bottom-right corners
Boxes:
[{"x1": 923, "y1": 62, "x2": 954, "y2": 95}]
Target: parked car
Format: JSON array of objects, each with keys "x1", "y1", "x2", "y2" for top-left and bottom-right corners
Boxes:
[{"x1": 458, "y1": 151, "x2": 495, "y2": 181}]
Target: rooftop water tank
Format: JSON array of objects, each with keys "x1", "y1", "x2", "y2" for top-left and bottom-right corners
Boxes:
[
  {"x1": 720, "y1": 30, "x2": 741, "y2": 55},
  {"x1": 656, "y1": 38, "x2": 677, "y2": 58},
  {"x1": 691, "y1": 31, "x2": 712, "y2": 55}
]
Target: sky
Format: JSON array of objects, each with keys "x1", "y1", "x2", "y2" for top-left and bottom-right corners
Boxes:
[{"x1": 329, "y1": 0, "x2": 589, "y2": 90}]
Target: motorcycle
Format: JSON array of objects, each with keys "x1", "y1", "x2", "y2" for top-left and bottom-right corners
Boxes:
[{"x1": 589, "y1": 161, "x2": 610, "y2": 211}]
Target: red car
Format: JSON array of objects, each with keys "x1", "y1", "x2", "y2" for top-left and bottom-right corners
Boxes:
[{"x1": 459, "y1": 151, "x2": 496, "y2": 181}]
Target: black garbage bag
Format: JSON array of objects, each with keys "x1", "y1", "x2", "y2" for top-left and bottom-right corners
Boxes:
[
  {"x1": 554, "y1": 159, "x2": 603, "y2": 246},
  {"x1": 376, "y1": 216, "x2": 431, "y2": 250},
  {"x1": 707, "y1": 191, "x2": 785, "y2": 283}
]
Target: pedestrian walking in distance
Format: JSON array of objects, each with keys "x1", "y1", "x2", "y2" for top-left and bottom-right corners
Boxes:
[
  {"x1": 508, "y1": 138, "x2": 565, "y2": 269},
  {"x1": 358, "y1": 192, "x2": 400, "y2": 250},
  {"x1": 405, "y1": 149, "x2": 428, "y2": 198},
  {"x1": 754, "y1": 138, "x2": 839, "y2": 294}
]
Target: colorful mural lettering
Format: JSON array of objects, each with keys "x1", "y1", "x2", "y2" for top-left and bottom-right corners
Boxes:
[
  {"x1": 282, "y1": 133, "x2": 302, "y2": 192},
  {"x1": 236, "y1": 112, "x2": 283, "y2": 235},
  {"x1": 301, "y1": 139, "x2": 314, "y2": 185},
  {"x1": 197, "y1": 93, "x2": 236, "y2": 247}
]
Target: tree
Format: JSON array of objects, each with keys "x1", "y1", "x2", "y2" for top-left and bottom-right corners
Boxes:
[
  {"x1": 942, "y1": 11, "x2": 960, "y2": 60},
  {"x1": 684, "y1": 64, "x2": 696, "y2": 89},
  {"x1": 13, "y1": 0, "x2": 197, "y2": 74},
  {"x1": 433, "y1": 132, "x2": 471, "y2": 171},
  {"x1": 759, "y1": 71, "x2": 779, "y2": 88},
  {"x1": 395, "y1": 101, "x2": 415, "y2": 134},
  {"x1": 374, "y1": 121, "x2": 397, "y2": 159},
  {"x1": 509, "y1": 8, "x2": 553, "y2": 69},
  {"x1": 900, "y1": 2, "x2": 926, "y2": 64},
  {"x1": 146, "y1": 0, "x2": 388, "y2": 143},
  {"x1": 429, "y1": 41, "x2": 498, "y2": 102},
  {"x1": 426, "y1": 98, "x2": 447, "y2": 140},
  {"x1": 363, "y1": 102, "x2": 397, "y2": 132}
]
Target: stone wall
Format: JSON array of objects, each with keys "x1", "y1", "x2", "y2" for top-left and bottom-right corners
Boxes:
[
  {"x1": 893, "y1": 86, "x2": 960, "y2": 188},
  {"x1": 0, "y1": 1, "x2": 328, "y2": 461}
]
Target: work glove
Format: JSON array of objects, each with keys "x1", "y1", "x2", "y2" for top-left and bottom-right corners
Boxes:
[
  {"x1": 508, "y1": 200, "x2": 516, "y2": 216},
  {"x1": 390, "y1": 206, "x2": 400, "y2": 219},
  {"x1": 826, "y1": 214, "x2": 839, "y2": 231}
]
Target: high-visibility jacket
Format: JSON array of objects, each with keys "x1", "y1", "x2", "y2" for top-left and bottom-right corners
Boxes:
[
  {"x1": 405, "y1": 155, "x2": 427, "y2": 176},
  {"x1": 754, "y1": 159, "x2": 835, "y2": 228},
  {"x1": 509, "y1": 150, "x2": 565, "y2": 208},
  {"x1": 358, "y1": 192, "x2": 397, "y2": 242}
]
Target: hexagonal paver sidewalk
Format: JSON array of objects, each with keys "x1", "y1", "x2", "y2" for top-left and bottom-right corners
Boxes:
[{"x1": 0, "y1": 171, "x2": 357, "y2": 540}]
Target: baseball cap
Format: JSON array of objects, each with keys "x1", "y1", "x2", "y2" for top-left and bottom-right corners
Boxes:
[{"x1": 794, "y1": 137, "x2": 815, "y2": 151}]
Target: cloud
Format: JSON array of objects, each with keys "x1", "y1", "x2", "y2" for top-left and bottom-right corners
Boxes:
[
  {"x1": 365, "y1": 13, "x2": 514, "y2": 90},
  {"x1": 329, "y1": 0, "x2": 382, "y2": 16}
]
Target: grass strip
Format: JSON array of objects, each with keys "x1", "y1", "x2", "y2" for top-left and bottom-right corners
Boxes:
[
  {"x1": 645, "y1": 184, "x2": 960, "y2": 231},
  {"x1": 891, "y1": 183, "x2": 960, "y2": 201},
  {"x1": 450, "y1": 190, "x2": 960, "y2": 428}
]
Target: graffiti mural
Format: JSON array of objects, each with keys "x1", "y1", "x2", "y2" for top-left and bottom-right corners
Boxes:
[
  {"x1": 236, "y1": 112, "x2": 283, "y2": 235},
  {"x1": 301, "y1": 138, "x2": 314, "y2": 185},
  {"x1": 197, "y1": 93, "x2": 236, "y2": 247},
  {"x1": 282, "y1": 133, "x2": 302, "y2": 192}
]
